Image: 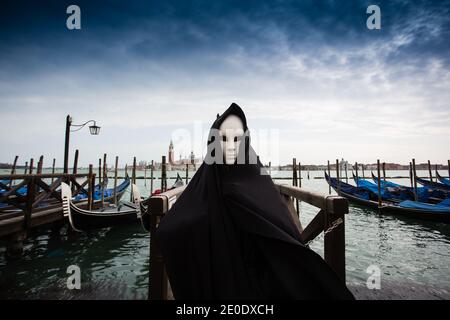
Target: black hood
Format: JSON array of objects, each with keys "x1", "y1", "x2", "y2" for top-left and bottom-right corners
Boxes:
[
  {"x1": 206, "y1": 102, "x2": 252, "y2": 166},
  {"x1": 211, "y1": 102, "x2": 248, "y2": 131}
]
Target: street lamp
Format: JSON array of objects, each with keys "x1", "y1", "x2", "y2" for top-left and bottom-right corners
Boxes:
[{"x1": 64, "y1": 115, "x2": 101, "y2": 174}]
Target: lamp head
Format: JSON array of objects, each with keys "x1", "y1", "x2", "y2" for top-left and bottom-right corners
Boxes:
[{"x1": 89, "y1": 123, "x2": 101, "y2": 135}]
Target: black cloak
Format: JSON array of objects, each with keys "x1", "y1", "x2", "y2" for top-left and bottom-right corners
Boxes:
[{"x1": 155, "y1": 103, "x2": 354, "y2": 300}]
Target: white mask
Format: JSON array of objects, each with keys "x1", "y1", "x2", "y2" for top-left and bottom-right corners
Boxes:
[{"x1": 219, "y1": 115, "x2": 244, "y2": 165}]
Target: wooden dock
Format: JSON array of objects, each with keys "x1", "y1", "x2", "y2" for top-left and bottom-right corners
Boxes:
[{"x1": 0, "y1": 172, "x2": 99, "y2": 257}]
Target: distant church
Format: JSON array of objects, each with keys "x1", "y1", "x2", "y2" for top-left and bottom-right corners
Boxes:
[
  {"x1": 168, "y1": 140, "x2": 175, "y2": 165},
  {"x1": 168, "y1": 140, "x2": 200, "y2": 168}
]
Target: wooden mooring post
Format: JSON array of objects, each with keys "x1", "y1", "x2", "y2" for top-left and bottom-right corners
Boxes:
[
  {"x1": 428, "y1": 160, "x2": 433, "y2": 182},
  {"x1": 377, "y1": 160, "x2": 382, "y2": 209},
  {"x1": 298, "y1": 161, "x2": 302, "y2": 188},
  {"x1": 344, "y1": 162, "x2": 348, "y2": 183},
  {"x1": 88, "y1": 164, "x2": 94, "y2": 210},
  {"x1": 24, "y1": 161, "x2": 28, "y2": 174},
  {"x1": 113, "y1": 156, "x2": 119, "y2": 205},
  {"x1": 412, "y1": 158, "x2": 418, "y2": 201},
  {"x1": 101, "y1": 154, "x2": 106, "y2": 207},
  {"x1": 72, "y1": 150, "x2": 79, "y2": 192},
  {"x1": 327, "y1": 160, "x2": 331, "y2": 194},
  {"x1": 73, "y1": 150, "x2": 79, "y2": 174},
  {"x1": 161, "y1": 156, "x2": 167, "y2": 192},
  {"x1": 144, "y1": 164, "x2": 147, "y2": 187},
  {"x1": 132, "y1": 157, "x2": 137, "y2": 184},
  {"x1": 292, "y1": 158, "x2": 297, "y2": 187},
  {"x1": 336, "y1": 159, "x2": 341, "y2": 195},
  {"x1": 29, "y1": 158, "x2": 34, "y2": 174},
  {"x1": 355, "y1": 162, "x2": 359, "y2": 186},
  {"x1": 37, "y1": 155, "x2": 44, "y2": 174},
  {"x1": 185, "y1": 163, "x2": 189, "y2": 185},
  {"x1": 9, "y1": 156, "x2": 18, "y2": 186},
  {"x1": 98, "y1": 158, "x2": 102, "y2": 187},
  {"x1": 11, "y1": 156, "x2": 18, "y2": 175},
  {"x1": 131, "y1": 157, "x2": 137, "y2": 201},
  {"x1": 382, "y1": 162, "x2": 386, "y2": 181},
  {"x1": 150, "y1": 160, "x2": 154, "y2": 195},
  {"x1": 409, "y1": 162, "x2": 413, "y2": 188},
  {"x1": 51, "y1": 158, "x2": 56, "y2": 184},
  {"x1": 362, "y1": 163, "x2": 365, "y2": 179}
]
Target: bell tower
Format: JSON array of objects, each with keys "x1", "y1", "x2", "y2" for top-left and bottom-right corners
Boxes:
[{"x1": 168, "y1": 140, "x2": 174, "y2": 165}]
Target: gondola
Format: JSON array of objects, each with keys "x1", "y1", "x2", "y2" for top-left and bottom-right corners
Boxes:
[
  {"x1": 61, "y1": 181, "x2": 141, "y2": 231},
  {"x1": 72, "y1": 177, "x2": 109, "y2": 202},
  {"x1": 368, "y1": 172, "x2": 446, "y2": 203},
  {"x1": 415, "y1": 175, "x2": 450, "y2": 192},
  {"x1": 0, "y1": 176, "x2": 126, "y2": 217},
  {"x1": 0, "y1": 177, "x2": 127, "y2": 217},
  {"x1": 325, "y1": 172, "x2": 450, "y2": 223},
  {"x1": 139, "y1": 173, "x2": 185, "y2": 232},
  {"x1": 353, "y1": 173, "x2": 413, "y2": 202},
  {"x1": 370, "y1": 172, "x2": 410, "y2": 190},
  {"x1": 436, "y1": 172, "x2": 450, "y2": 187}
]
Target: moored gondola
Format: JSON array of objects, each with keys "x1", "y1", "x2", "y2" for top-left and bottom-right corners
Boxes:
[
  {"x1": 415, "y1": 175, "x2": 450, "y2": 192},
  {"x1": 325, "y1": 172, "x2": 450, "y2": 223},
  {"x1": 61, "y1": 181, "x2": 141, "y2": 231},
  {"x1": 0, "y1": 176, "x2": 130, "y2": 217},
  {"x1": 436, "y1": 172, "x2": 450, "y2": 187},
  {"x1": 368, "y1": 172, "x2": 446, "y2": 203}
]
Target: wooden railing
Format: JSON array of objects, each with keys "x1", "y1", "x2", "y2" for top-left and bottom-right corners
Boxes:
[
  {"x1": 148, "y1": 182, "x2": 348, "y2": 300},
  {"x1": 0, "y1": 173, "x2": 92, "y2": 238},
  {"x1": 274, "y1": 183, "x2": 348, "y2": 282}
]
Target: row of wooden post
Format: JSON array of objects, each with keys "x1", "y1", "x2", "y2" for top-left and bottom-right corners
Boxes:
[
  {"x1": 5, "y1": 154, "x2": 197, "y2": 214},
  {"x1": 8, "y1": 155, "x2": 57, "y2": 183},
  {"x1": 8, "y1": 155, "x2": 450, "y2": 190}
]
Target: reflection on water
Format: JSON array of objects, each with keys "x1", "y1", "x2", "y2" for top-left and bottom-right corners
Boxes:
[
  {"x1": 0, "y1": 169, "x2": 450, "y2": 299},
  {"x1": 0, "y1": 222, "x2": 149, "y2": 299}
]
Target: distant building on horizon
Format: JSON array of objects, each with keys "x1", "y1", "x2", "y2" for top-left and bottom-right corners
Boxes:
[
  {"x1": 168, "y1": 140, "x2": 174, "y2": 165},
  {"x1": 167, "y1": 140, "x2": 201, "y2": 170}
]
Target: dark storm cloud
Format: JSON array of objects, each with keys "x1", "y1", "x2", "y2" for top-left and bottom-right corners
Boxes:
[
  {"x1": 0, "y1": 0, "x2": 449, "y2": 164},
  {"x1": 1, "y1": 0, "x2": 449, "y2": 73}
]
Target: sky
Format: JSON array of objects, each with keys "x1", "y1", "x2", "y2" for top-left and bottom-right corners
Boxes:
[{"x1": 0, "y1": 0, "x2": 449, "y2": 167}]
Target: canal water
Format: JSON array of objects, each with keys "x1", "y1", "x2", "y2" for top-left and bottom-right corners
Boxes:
[{"x1": 1, "y1": 168, "x2": 449, "y2": 299}]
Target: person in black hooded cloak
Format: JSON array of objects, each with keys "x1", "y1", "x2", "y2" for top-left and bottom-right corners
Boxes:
[{"x1": 155, "y1": 103, "x2": 354, "y2": 300}]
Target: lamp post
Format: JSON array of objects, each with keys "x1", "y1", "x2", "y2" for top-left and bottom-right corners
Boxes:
[{"x1": 63, "y1": 115, "x2": 101, "y2": 174}]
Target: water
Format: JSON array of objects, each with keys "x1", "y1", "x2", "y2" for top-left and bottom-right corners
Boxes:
[{"x1": 1, "y1": 168, "x2": 449, "y2": 299}]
